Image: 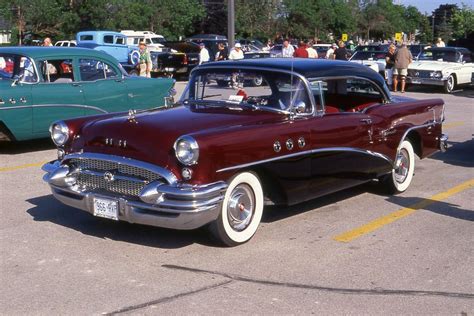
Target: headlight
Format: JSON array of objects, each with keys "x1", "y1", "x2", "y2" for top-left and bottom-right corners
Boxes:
[
  {"x1": 174, "y1": 136, "x2": 199, "y2": 165},
  {"x1": 430, "y1": 71, "x2": 442, "y2": 79},
  {"x1": 50, "y1": 121, "x2": 69, "y2": 146}
]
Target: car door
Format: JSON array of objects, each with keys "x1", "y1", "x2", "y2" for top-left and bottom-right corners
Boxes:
[
  {"x1": 31, "y1": 58, "x2": 85, "y2": 137},
  {"x1": 458, "y1": 50, "x2": 473, "y2": 84},
  {"x1": 77, "y1": 58, "x2": 129, "y2": 115},
  {"x1": 308, "y1": 78, "x2": 389, "y2": 198}
]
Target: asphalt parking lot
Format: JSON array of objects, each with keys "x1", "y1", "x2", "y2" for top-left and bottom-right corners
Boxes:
[{"x1": 1, "y1": 83, "x2": 473, "y2": 314}]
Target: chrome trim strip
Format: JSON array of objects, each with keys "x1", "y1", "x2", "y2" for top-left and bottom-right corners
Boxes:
[
  {"x1": 63, "y1": 153, "x2": 179, "y2": 184},
  {"x1": 187, "y1": 65, "x2": 319, "y2": 117},
  {"x1": 397, "y1": 121, "x2": 439, "y2": 152},
  {"x1": 79, "y1": 169, "x2": 149, "y2": 184},
  {"x1": 216, "y1": 147, "x2": 393, "y2": 173},
  {"x1": 0, "y1": 104, "x2": 108, "y2": 113}
]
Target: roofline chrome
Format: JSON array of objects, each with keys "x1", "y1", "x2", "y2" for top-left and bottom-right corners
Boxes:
[
  {"x1": 216, "y1": 146, "x2": 393, "y2": 173},
  {"x1": 0, "y1": 104, "x2": 108, "y2": 113},
  {"x1": 187, "y1": 65, "x2": 319, "y2": 118},
  {"x1": 63, "y1": 152, "x2": 179, "y2": 184}
]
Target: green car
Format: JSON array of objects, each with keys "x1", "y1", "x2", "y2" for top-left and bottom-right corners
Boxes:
[{"x1": 0, "y1": 47, "x2": 175, "y2": 141}]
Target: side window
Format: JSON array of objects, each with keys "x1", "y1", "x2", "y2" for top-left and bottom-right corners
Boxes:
[
  {"x1": 461, "y1": 51, "x2": 472, "y2": 63},
  {"x1": 80, "y1": 35, "x2": 93, "y2": 41},
  {"x1": 133, "y1": 38, "x2": 140, "y2": 45},
  {"x1": 102, "y1": 62, "x2": 119, "y2": 79},
  {"x1": 70, "y1": 42, "x2": 76, "y2": 47},
  {"x1": 39, "y1": 59, "x2": 74, "y2": 83},
  {"x1": 317, "y1": 78, "x2": 383, "y2": 113},
  {"x1": 115, "y1": 37, "x2": 125, "y2": 45},
  {"x1": 146, "y1": 38, "x2": 151, "y2": 44},
  {"x1": 79, "y1": 59, "x2": 118, "y2": 81},
  {"x1": 103, "y1": 35, "x2": 114, "y2": 44}
]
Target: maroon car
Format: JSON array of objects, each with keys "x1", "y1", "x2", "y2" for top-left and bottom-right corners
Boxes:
[{"x1": 42, "y1": 59, "x2": 448, "y2": 246}]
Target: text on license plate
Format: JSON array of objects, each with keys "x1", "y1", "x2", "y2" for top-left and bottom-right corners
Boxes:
[{"x1": 93, "y1": 198, "x2": 118, "y2": 220}]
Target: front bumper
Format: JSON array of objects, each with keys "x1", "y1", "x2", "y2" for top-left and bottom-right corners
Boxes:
[
  {"x1": 406, "y1": 77, "x2": 445, "y2": 86},
  {"x1": 42, "y1": 160, "x2": 227, "y2": 230}
]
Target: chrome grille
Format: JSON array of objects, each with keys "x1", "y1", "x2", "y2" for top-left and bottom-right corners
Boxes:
[
  {"x1": 68, "y1": 158, "x2": 164, "y2": 197},
  {"x1": 408, "y1": 70, "x2": 430, "y2": 78}
]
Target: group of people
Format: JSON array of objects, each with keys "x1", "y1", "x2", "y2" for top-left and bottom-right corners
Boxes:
[
  {"x1": 198, "y1": 42, "x2": 244, "y2": 65},
  {"x1": 280, "y1": 39, "x2": 351, "y2": 60},
  {"x1": 385, "y1": 42, "x2": 413, "y2": 93}
]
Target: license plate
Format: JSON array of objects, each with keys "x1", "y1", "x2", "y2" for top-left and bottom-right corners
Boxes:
[
  {"x1": 93, "y1": 198, "x2": 118, "y2": 220},
  {"x1": 164, "y1": 67, "x2": 175, "y2": 72},
  {"x1": 411, "y1": 79, "x2": 421, "y2": 84}
]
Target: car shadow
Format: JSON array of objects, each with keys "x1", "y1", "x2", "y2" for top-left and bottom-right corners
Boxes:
[
  {"x1": 26, "y1": 195, "x2": 215, "y2": 249},
  {"x1": 430, "y1": 138, "x2": 474, "y2": 168},
  {"x1": 404, "y1": 84, "x2": 473, "y2": 98},
  {"x1": 0, "y1": 138, "x2": 56, "y2": 155}
]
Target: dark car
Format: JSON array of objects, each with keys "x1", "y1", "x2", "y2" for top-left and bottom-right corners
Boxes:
[
  {"x1": 43, "y1": 58, "x2": 447, "y2": 246},
  {"x1": 355, "y1": 44, "x2": 390, "y2": 52}
]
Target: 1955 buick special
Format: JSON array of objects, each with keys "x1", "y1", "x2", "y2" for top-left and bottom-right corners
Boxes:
[{"x1": 43, "y1": 58, "x2": 448, "y2": 246}]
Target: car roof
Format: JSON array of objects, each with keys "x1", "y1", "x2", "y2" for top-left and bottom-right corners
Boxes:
[
  {"x1": 0, "y1": 46, "x2": 118, "y2": 62},
  {"x1": 197, "y1": 58, "x2": 386, "y2": 86},
  {"x1": 428, "y1": 46, "x2": 470, "y2": 52}
]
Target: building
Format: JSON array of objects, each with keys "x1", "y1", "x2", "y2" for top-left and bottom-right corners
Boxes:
[{"x1": 0, "y1": 16, "x2": 11, "y2": 44}]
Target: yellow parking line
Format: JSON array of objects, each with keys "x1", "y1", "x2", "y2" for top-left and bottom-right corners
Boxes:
[
  {"x1": 333, "y1": 179, "x2": 474, "y2": 243},
  {"x1": 443, "y1": 121, "x2": 465, "y2": 129},
  {"x1": 0, "y1": 161, "x2": 48, "y2": 172}
]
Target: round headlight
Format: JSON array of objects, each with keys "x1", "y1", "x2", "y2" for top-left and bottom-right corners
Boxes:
[
  {"x1": 174, "y1": 136, "x2": 199, "y2": 166},
  {"x1": 50, "y1": 121, "x2": 69, "y2": 146}
]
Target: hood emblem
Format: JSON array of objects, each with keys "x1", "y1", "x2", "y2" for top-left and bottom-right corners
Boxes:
[
  {"x1": 105, "y1": 138, "x2": 127, "y2": 148},
  {"x1": 104, "y1": 171, "x2": 115, "y2": 182}
]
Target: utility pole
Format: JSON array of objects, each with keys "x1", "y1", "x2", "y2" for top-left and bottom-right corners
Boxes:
[
  {"x1": 228, "y1": 0, "x2": 235, "y2": 48},
  {"x1": 17, "y1": 5, "x2": 22, "y2": 46}
]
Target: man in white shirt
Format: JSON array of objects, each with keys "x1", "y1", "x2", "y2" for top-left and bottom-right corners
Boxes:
[
  {"x1": 199, "y1": 43, "x2": 210, "y2": 65},
  {"x1": 228, "y1": 43, "x2": 244, "y2": 60},
  {"x1": 306, "y1": 41, "x2": 318, "y2": 59},
  {"x1": 281, "y1": 40, "x2": 294, "y2": 58},
  {"x1": 326, "y1": 43, "x2": 337, "y2": 59}
]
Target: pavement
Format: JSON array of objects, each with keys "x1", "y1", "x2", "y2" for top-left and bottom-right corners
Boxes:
[{"x1": 0, "y1": 82, "x2": 473, "y2": 315}]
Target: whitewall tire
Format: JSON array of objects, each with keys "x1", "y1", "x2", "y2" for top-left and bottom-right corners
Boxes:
[
  {"x1": 381, "y1": 140, "x2": 415, "y2": 194},
  {"x1": 209, "y1": 172, "x2": 264, "y2": 246}
]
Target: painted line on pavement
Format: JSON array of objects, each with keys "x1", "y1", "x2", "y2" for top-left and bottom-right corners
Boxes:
[
  {"x1": 0, "y1": 161, "x2": 48, "y2": 172},
  {"x1": 333, "y1": 178, "x2": 474, "y2": 243},
  {"x1": 443, "y1": 121, "x2": 465, "y2": 129}
]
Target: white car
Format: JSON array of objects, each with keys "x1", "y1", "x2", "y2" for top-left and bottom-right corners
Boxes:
[
  {"x1": 120, "y1": 30, "x2": 168, "y2": 52},
  {"x1": 349, "y1": 50, "x2": 387, "y2": 78},
  {"x1": 407, "y1": 47, "x2": 473, "y2": 93},
  {"x1": 54, "y1": 40, "x2": 76, "y2": 47}
]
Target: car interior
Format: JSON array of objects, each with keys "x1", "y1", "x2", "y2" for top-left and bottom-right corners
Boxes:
[{"x1": 40, "y1": 59, "x2": 74, "y2": 83}]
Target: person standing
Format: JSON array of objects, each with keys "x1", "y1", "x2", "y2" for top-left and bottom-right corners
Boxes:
[
  {"x1": 215, "y1": 43, "x2": 228, "y2": 61},
  {"x1": 306, "y1": 41, "x2": 318, "y2": 59},
  {"x1": 281, "y1": 39, "x2": 294, "y2": 58},
  {"x1": 293, "y1": 41, "x2": 309, "y2": 58},
  {"x1": 263, "y1": 40, "x2": 273, "y2": 52},
  {"x1": 385, "y1": 44, "x2": 396, "y2": 87},
  {"x1": 326, "y1": 43, "x2": 337, "y2": 59},
  {"x1": 198, "y1": 43, "x2": 210, "y2": 65},
  {"x1": 393, "y1": 42, "x2": 413, "y2": 93},
  {"x1": 435, "y1": 37, "x2": 446, "y2": 47},
  {"x1": 228, "y1": 43, "x2": 244, "y2": 60},
  {"x1": 138, "y1": 41, "x2": 152, "y2": 78},
  {"x1": 334, "y1": 41, "x2": 350, "y2": 60},
  {"x1": 43, "y1": 37, "x2": 53, "y2": 46}
]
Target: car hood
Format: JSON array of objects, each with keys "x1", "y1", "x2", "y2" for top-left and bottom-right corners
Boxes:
[
  {"x1": 72, "y1": 105, "x2": 283, "y2": 167},
  {"x1": 409, "y1": 61, "x2": 457, "y2": 71}
]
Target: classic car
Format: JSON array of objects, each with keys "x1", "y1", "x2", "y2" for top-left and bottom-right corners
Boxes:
[
  {"x1": 42, "y1": 58, "x2": 448, "y2": 246},
  {"x1": 77, "y1": 31, "x2": 187, "y2": 77},
  {"x1": 349, "y1": 50, "x2": 387, "y2": 78},
  {"x1": 407, "y1": 47, "x2": 473, "y2": 93},
  {"x1": 55, "y1": 40, "x2": 77, "y2": 47},
  {"x1": 0, "y1": 47, "x2": 175, "y2": 141}
]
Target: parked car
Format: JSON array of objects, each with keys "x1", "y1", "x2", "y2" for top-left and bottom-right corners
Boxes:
[
  {"x1": 0, "y1": 47, "x2": 175, "y2": 141},
  {"x1": 313, "y1": 44, "x2": 331, "y2": 59},
  {"x1": 55, "y1": 40, "x2": 77, "y2": 47},
  {"x1": 163, "y1": 41, "x2": 200, "y2": 74},
  {"x1": 42, "y1": 58, "x2": 447, "y2": 246},
  {"x1": 407, "y1": 47, "x2": 473, "y2": 93},
  {"x1": 349, "y1": 50, "x2": 387, "y2": 78},
  {"x1": 187, "y1": 34, "x2": 227, "y2": 41},
  {"x1": 355, "y1": 44, "x2": 390, "y2": 52},
  {"x1": 408, "y1": 44, "x2": 430, "y2": 60},
  {"x1": 121, "y1": 30, "x2": 166, "y2": 51}
]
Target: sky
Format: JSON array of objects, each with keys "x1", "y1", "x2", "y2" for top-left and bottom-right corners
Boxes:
[{"x1": 398, "y1": 0, "x2": 473, "y2": 14}]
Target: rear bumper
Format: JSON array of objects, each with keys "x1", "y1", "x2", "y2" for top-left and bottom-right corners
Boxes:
[
  {"x1": 439, "y1": 133, "x2": 448, "y2": 152},
  {"x1": 42, "y1": 160, "x2": 227, "y2": 230}
]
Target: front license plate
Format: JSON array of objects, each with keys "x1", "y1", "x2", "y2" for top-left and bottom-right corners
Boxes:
[
  {"x1": 411, "y1": 79, "x2": 421, "y2": 84},
  {"x1": 164, "y1": 67, "x2": 175, "y2": 72},
  {"x1": 93, "y1": 198, "x2": 118, "y2": 220}
]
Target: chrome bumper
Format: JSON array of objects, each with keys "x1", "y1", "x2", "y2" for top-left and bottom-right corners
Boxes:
[
  {"x1": 439, "y1": 133, "x2": 448, "y2": 153},
  {"x1": 406, "y1": 77, "x2": 445, "y2": 86},
  {"x1": 42, "y1": 160, "x2": 227, "y2": 230}
]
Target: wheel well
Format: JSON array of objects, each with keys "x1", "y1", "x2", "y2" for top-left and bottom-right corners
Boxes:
[
  {"x1": 245, "y1": 167, "x2": 287, "y2": 205},
  {"x1": 405, "y1": 130, "x2": 422, "y2": 158},
  {"x1": 0, "y1": 121, "x2": 15, "y2": 142}
]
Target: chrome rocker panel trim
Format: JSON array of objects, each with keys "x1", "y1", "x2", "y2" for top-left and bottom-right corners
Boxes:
[{"x1": 42, "y1": 159, "x2": 227, "y2": 230}]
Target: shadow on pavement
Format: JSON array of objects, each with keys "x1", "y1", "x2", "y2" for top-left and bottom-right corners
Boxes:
[
  {"x1": 401, "y1": 84, "x2": 473, "y2": 98},
  {"x1": 26, "y1": 194, "x2": 215, "y2": 249},
  {"x1": 430, "y1": 138, "x2": 474, "y2": 168},
  {"x1": 0, "y1": 138, "x2": 55, "y2": 155}
]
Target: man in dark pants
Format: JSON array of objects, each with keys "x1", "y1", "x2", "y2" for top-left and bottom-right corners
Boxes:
[{"x1": 334, "y1": 41, "x2": 350, "y2": 61}]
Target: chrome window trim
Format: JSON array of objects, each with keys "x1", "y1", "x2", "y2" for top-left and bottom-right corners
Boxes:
[
  {"x1": 76, "y1": 58, "x2": 123, "y2": 83},
  {"x1": 2, "y1": 54, "x2": 41, "y2": 84},
  {"x1": 186, "y1": 65, "x2": 319, "y2": 118},
  {"x1": 216, "y1": 146, "x2": 393, "y2": 173},
  {"x1": 0, "y1": 104, "x2": 108, "y2": 113},
  {"x1": 62, "y1": 152, "x2": 179, "y2": 185}
]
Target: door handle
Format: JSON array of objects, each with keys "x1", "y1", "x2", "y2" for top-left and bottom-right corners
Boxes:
[
  {"x1": 360, "y1": 118, "x2": 372, "y2": 124},
  {"x1": 72, "y1": 83, "x2": 81, "y2": 87}
]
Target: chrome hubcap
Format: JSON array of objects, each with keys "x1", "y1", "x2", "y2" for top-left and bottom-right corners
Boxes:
[
  {"x1": 447, "y1": 77, "x2": 454, "y2": 90},
  {"x1": 227, "y1": 184, "x2": 255, "y2": 231},
  {"x1": 395, "y1": 149, "x2": 410, "y2": 183}
]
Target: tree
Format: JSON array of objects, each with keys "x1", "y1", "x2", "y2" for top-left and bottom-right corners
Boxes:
[{"x1": 451, "y1": 3, "x2": 474, "y2": 39}]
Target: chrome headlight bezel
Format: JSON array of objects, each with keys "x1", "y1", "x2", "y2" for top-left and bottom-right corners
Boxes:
[
  {"x1": 429, "y1": 71, "x2": 443, "y2": 79},
  {"x1": 173, "y1": 135, "x2": 199, "y2": 166},
  {"x1": 50, "y1": 121, "x2": 69, "y2": 146}
]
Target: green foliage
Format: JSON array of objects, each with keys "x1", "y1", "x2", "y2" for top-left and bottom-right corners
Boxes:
[{"x1": 451, "y1": 3, "x2": 474, "y2": 39}]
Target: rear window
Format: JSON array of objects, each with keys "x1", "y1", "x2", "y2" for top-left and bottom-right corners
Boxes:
[
  {"x1": 103, "y1": 35, "x2": 114, "y2": 44},
  {"x1": 80, "y1": 35, "x2": 93, "y2": 41}
]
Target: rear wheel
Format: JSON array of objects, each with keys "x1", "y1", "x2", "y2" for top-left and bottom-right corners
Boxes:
[
  {"x1": 380, "y1": 140, "x2": 415, "y2": 194},
  {"x1": 209, "y1": 172, "x2": 264, "y2": 246},
  {"x1": 443, "y1": 74, "x2": 455, "y2": 93}
]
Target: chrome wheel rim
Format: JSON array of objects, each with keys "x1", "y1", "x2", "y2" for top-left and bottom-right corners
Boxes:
[
  {"x1": 395, "y1": 149, "x2": 410, "y2": 183},
  {"x1": 447, "y1": 76, "x2": 454, "y2": 91},
  {"x1": 254, "y1": 75, "x2": 263, "y2": 86},
  {"x1": 227, "y1": 184, "x2": 255, "y2": 231}
]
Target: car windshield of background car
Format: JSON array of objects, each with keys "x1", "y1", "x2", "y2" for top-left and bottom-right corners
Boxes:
[
  {"x1": 183, "y1": 70, "x2": 312, "y2": 114},
  {"x1": 420, "y1": 50, "x2": 457, "y2": 62}
]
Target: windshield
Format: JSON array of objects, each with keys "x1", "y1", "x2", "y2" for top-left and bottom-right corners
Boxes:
[
  {"x1": 151, "y1": 37, "x2": 166, "y2": 44},
  {"x1": 350, "y1": 51, "x2": 386, "y2": 61},
  {"x1": 0, "y1": 54, "x2": 37, "y2": 82},
  {"x1": 419, "y1": 49, "x2": 458, "y2": 62},
  {"x1": 181, "y1": 69, "x2": 315, "y2": 114}
]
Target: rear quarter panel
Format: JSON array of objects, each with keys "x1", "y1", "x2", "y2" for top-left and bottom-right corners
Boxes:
[{"x1": 125, "y1": 77, "x2": 174, "y2": 108}]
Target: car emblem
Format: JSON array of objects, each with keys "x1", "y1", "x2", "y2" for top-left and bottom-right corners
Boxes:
[
  {"x1": 273, "y1": 141, "x2": 281, "y2": 152},
  {"x1": 104, "y1": 171, "x2": 115, "y2": 182},
  {"x1": 298, "y1": 137, "x2": 305, "y2": 148},
  {"x1": 415, "y1": 72, "x2": 419, "y2": 77},
  {"x1": 286, "y1": 139, "x2": 294, "y2": 151}
]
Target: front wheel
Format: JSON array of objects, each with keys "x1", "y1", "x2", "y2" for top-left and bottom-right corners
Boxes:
[
  {"x1": 380, "y1": 140, "x2": 415, "y2": 194},
  {"x1": 209, "y1": 172, "x2": 264, "y2": 246},
  {"x1": 443, "y1": 74, "x2": 455, "y2": 93}
]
